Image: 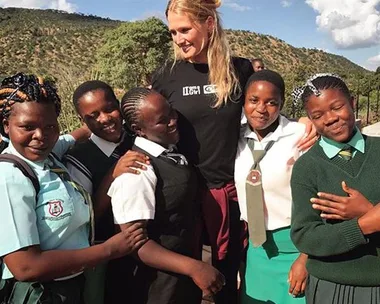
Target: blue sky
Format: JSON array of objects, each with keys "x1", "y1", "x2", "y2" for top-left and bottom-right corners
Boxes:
[{"x1": 1, "y1": 0, "x2": 380, "y2": 71}]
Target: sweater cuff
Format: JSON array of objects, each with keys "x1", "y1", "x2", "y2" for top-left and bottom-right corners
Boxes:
[{"x1": 338, "y1": 218, "x2": 368, "y2": 250}]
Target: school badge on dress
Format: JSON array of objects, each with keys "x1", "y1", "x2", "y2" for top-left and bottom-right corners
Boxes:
[
  {"x1": 246, "y1": 169, "x2": 262, "y2": 186},
  {"x1": 48, "y1": 200, "x2": 63, "y2": 217}
]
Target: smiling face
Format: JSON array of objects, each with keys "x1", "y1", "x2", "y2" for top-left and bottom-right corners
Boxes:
[
  {"x1": 305, "y1": 88, "x2": 355, "y2": 143},
  {"x1": 252, "y1": 60, "x2": 265, "y2": 72},
  {"x1": 167, "y1": 11, "x2": 212, "y2": 63},
  {"x1": 244, "y1": 80, "x2": 282, "y2": 141},
  {"x1": 4, "y1": 101, "x2": 59, "y2": 162},
  {"x1": 76, "y1": 89, "x2": 122, "y2": 143},
  {"x1": 135, "y1": 93, "x2": 179, "y2": 148}
]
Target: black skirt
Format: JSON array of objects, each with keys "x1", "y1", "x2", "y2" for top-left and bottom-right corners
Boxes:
[{"x1": 306, "y1": 274, "x2": 380, "y2": 304}]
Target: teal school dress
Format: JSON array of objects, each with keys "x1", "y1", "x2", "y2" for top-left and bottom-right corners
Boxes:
[{"x1": 0, "y1": 136, "x2": 90, "y2": 303}]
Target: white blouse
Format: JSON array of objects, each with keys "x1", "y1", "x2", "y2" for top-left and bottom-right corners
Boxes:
[{"x1": 234, "y1": 115, "x2": 305, "y2": 230}]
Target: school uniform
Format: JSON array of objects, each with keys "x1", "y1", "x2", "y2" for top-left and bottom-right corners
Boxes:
[
  {"x1": 64, "y1": 133, "x2": 134, "y2": 304},
  {"x1": 0, "y1": 135, "x2": 9, "y2": 153},
  {"x1": 291, "y1": 129, "x2": 380, "y2": 304},
  {"x1": 0, "y1": 135, "x2": 89, "y2": 303},
  {"x1": 235, "y1": 115, "x2": 306, "y2": 304},
  {"x1": 108, "y1": 136, "x2": 202, "y2": 304},
  {"x1": 152, "y1": 58, "x2": 253, "y2": 304}
]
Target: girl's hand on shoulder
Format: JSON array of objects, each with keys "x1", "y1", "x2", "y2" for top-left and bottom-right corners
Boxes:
[
  {"x1": 288, "y1": 253, "x2": 308, "y2": 298},
  {"x1": 297, "y1": 116, "x2": 319, "y2": 152},
  {"x1": 189, "y1": 261, "x2": 225, "y2": 299},
  {"x1": 112, "y1": 150, "x2": 150, "y2": 178},
  {"x1": 70, "y1": 123, "x2": 91, "y2": 142},
  {"x1": 104, "y1": 221, "x2": 148, "y2": 259},
  {"x1": 311, "y1": 181, "x2": 373, "y2": 220}
]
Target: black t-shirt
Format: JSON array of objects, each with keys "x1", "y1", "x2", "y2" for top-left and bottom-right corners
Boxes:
[{"x1": 152, "y1": 57, "x2": 253, "y2": 188}]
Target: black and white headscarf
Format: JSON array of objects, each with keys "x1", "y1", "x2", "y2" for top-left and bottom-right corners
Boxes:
[{"x1": 291, "y1": 73, "x2": 344, "y2": 106}]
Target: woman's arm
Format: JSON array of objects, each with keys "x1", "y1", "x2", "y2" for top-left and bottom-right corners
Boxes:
[
  {"x1": 69, "y1": 124, "x2": 91, "y2": 143},
  {"x1": 4, "y1": 222, "x2": 147, "y2": 282},
  {"x1": 309, "y1": 181, "x2": 374, "y2": 220},
  {"x1": 93, "y1": 150, "x2": 149, "y2": 218},
  {"x1": 358, "y1": 204, "x2": 380, "y2": 235},
  {"x1": 296, "y1": 117, "x2": 319, "y2": 151},
  {"x1": 288, "y1": 253, "x2": 308, "y2": 297},
  {"x1": 0, "y1": 162, "x2": 147, "y2": 282},
  {"x1": 119, "y1": 222, "x2": 224, "y2": 297},
  {"x1": 291, "y1": 161, "x2": 367, "y2": 257}
]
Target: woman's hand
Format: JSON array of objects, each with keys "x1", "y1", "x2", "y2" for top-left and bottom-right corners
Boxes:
[
  {"x1": 358, "y1": 203, "x2": 380, "y2": 235},
  {"x1": 297, "y1": 116, "x2": 319, "y2": 152},
  {"x1": 189, "y1": 261, "x2": 225, "y2": 299},
  {"x1": 104, "y1": 222, "x2": 148, "y2": 259},
  {"x1": 311, "y1": 181, "x2": 373, "y2": 220},
  {"x1": 69, "y1": 123, "x2": 91, "y2": 142},
  {"x1": 112, "y1": 150, "x2": 150, "y2": 178},
  {"x1": 288, "y1": 253, "x2": 308, "y2": 297}
]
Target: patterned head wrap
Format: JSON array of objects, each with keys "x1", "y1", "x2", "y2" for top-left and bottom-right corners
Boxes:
[{"x1": 291, "y1": 73, "x2": 344, "y2": 107}]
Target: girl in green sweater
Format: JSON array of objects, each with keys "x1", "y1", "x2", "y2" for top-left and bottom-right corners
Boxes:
[{"x1": 290, "y1": 73, "x2": 380, "y2": 304}]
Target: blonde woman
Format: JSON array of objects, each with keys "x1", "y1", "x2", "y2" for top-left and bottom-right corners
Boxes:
[
  {"x1": 152, "y1": 1, "x2": 315, "y2": 303},
  {"x1": 152, "y1": 1, "x2": 251, "y2": 303}
]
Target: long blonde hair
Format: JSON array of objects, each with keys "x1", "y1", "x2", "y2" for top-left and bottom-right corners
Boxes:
[{"x1": 166, "y1": 0, "x2": 240, "y2": 108}]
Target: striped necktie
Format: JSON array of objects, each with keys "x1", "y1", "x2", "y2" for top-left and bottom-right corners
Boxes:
[
  {"x1": 48, "y1": 155, "x2": 95, "y2": 245},
  {"x1": 161, "y1": 147, "x2": 188, "y2": 166},
  {"x1": 338, "y1": 145, "x2": 353, "y2": 161}
]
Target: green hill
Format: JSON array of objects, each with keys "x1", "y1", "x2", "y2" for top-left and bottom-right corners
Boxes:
[
  {"x1": 0, "y1": 7, "x2": 375, "y2": 129},
  {"x1": 227, "y1": 30, "x2": 369, "y2": 77},
  {"x1": 0, "y1": 7, "x2": 369, "y2": 79},
  {"x1": 0, "y1": 7, "x2": 120, "y2": 76}
]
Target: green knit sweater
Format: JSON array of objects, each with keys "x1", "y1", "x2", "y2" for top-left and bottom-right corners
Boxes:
[{"x1": 291, "y1": 135, "x2": 380, "y2": 286}]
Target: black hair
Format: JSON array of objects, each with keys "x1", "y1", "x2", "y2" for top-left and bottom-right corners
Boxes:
[
  {"x1": 251, "y1": 58, "x2": 264, "y2": 64},
  {"x1": 301, "y1": 75, "x2": 351, "y2": 106},
  {"x1": 0, "y1": 73, "x2": 61, "y2": 136},
  {"x1": 245, "y1": 69, "x2": 285, "y2": 102},
  {"x1": 121, "y1": 87, "x2": 153, "y2": 134},
  {"x1": 72, "y1": 80, "x2": 118, "y2": 114}
]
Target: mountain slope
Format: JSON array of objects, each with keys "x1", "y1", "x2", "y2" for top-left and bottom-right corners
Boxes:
[
  {"x1": 0, "y1": 8, "x2": 369, "y2": 79},
  {"x1": 0, "y1": 7, "x2": 120, "y2": 76}
]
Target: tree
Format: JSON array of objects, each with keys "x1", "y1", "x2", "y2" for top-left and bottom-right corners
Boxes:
[
  {"x1": 283, "y1": 63, "x2": 314, "y2": 118},
  {"x1": 95, "y1": 17, "x2": 171, "y2": 89},
  {"x1": 375, "y1": 67, "x2": 380, "y2": 119},
  {"x1": 362, "y1": 74, "x2": 375, "y2": 125}
]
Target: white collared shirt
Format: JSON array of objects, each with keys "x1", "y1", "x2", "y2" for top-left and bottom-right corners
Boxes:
[
  {"x1": 66, "y1": 133, "x2": 123, "y2": 194},
  {"x1": 234, "y1": 115, "x2": 305, "y2": 230},
  {"x1": 107, "y1": 137, "x2": 172, "y2": 224},
  {"x1": 89, "y1": 133, "x2": 120, "y2": 158},
  {"x1": 0, "y1": 134, "x2": 10, "y2": 143}
]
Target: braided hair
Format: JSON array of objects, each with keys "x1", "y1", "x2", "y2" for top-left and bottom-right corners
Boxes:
[
  {"x1": 0, "y1": 73, "x2": 61, "y2": 136},
  {"x1": 0, "y1": 73, "x2": 61, "y2": 119},
  {"x1": 120, "y1": 87, "x2": 152, "y2": 134},
  {"x1": 292, "y1": 74, "x2": 351, "y2": 108},
  {"x1": 301, "y1": 75, "x2": 351, "y2": 106}
]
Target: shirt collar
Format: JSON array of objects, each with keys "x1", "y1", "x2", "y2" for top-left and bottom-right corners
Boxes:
[
  {"x1": 244, "y1": 115, "x2": 297, "y2": 142},
  {"x1": 319, "y1": 127, "x2": 365, "y2": 159},
  {"x1": 134, "y1": 137, "x2": 169, "y2": 157},
  {"x1": 1, "y1": 134, "x2": 10, "y2": 143},
  {"x1": 3, "y1": 142, "x2": 48, "y2": 169},
  {"x1": 90, "y1": 133, "x2": 122, "y2": 157}
]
